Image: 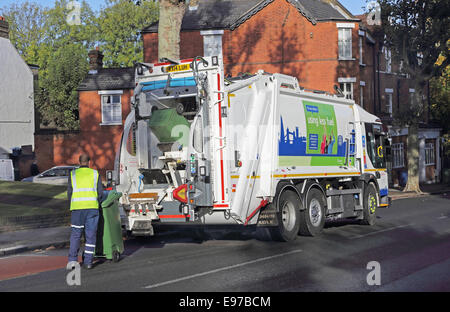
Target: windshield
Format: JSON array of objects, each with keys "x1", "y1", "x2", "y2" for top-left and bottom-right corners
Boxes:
[{"x1": 365, "y1": 123, "x2": 386, "y2": 169}]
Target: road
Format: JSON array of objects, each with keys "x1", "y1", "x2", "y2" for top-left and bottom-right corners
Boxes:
[{"x1": 0, "y1": 194, "x2": 449, "y2": 292}]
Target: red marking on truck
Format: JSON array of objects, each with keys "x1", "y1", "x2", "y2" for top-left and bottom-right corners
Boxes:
[
  {"x1": 217, "y1": 73, "x2": 225, "y2": 202},
  {"x1": 213, "y1": 204, "x2": 229, "y2": 208},
  {"x1": 154, "y1": 62, "x2": 171, "y2": 66},
  {"x1": 159, "y1": 215, "x2": 190, "y2": 219},
  {"x1": 245, "y1": 199, "x2": 269, "y2": 226}
]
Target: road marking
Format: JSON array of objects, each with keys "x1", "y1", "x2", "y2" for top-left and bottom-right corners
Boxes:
[
  {"x1": 144, "y1": 249, "x2": 302, "y2": 289},
  {"x1": 349, "y1": 223, "x2": 415, "y2": 239},
  {"x1": 437, "y1": 216, "x2": 448, "y2": 220}
]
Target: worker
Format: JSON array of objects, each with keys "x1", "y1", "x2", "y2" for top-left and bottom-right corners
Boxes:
[{"x1": 67, "y1": 154, "x2": 103, "y2": 270}]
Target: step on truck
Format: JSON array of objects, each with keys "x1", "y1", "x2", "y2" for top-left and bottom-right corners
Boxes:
[{"x1": 114, "y1": 55, "x2": 390, "y2": 240}]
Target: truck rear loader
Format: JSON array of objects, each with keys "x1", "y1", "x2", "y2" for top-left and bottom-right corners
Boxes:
[{"x1": 114, "y1": 55, "x2": 390, "y2": 241}]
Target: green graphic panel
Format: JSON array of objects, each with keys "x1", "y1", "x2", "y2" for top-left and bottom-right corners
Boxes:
[{"x1": 303, "y1": 101, "x2": 338, "y2": 155}]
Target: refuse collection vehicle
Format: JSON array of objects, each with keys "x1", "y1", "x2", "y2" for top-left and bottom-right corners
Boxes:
[{"x1": 114, "y1": 55, "x2": 390, "y2": 241}]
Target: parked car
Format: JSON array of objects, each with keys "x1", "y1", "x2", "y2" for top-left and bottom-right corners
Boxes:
[{"x1": 21, "y1": 166, "x2": 78, "y2": 185}]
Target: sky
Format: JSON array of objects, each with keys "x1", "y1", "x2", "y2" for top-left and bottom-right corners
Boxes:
[{"x1": 1, "y1": 0, "x2": 368, "y2": 15}]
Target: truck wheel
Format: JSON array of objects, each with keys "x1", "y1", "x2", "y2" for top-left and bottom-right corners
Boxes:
[
  {"x1": 299, "y1": 188, "x2": 326, "y2": 236},
  {"x1": 361, "y1": 183, "x2": 378, "y2": 226},
  {"x1": 270, "y1": 190, "x2": 300, "y2": 242}
]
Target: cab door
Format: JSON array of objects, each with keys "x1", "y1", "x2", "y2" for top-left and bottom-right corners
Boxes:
[{"x1": 364, "y1": 123, "x2": 389, "y2": 200}]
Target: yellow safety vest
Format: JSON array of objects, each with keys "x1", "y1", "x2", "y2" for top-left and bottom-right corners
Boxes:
[{"x1": 70, "y1": 168, "x2": 99, "y2": 210}]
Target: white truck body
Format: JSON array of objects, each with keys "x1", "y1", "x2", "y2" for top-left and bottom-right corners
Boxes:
[{"x1": 115, "y1": 56, "x2": 390, "y2": 239}]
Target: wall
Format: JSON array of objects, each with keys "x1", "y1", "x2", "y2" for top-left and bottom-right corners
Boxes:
[
  {"x1": 0, "y1": 37, "x2": 35, "y2": 154},
  {"x1": 143, "y1": 30, "x2": 204, "y2": 63},
  {"x1": 389, "y1": 128, "x2": 441, "y2": 185},
  {"x1": 35, "y1": 89, "x2": 133, "y2": 179},
  {"x1": 143, "y1": 0, "x2": 361, "y2": 96}
]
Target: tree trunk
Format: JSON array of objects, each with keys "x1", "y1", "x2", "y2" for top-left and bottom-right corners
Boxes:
[
  {"x1": 158, "y1": 0, "x2": 186, "y2": 61},
  {"x1": 403, "y1": 122, "x2": 422, "y2": 193}
]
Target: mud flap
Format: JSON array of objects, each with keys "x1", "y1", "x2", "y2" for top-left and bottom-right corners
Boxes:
[{"x1": 256, "y1": 203, "x2": 278, "y2": 227}]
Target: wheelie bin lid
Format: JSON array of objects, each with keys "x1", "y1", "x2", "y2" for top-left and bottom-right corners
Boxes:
[{"x1": 101, "y1": 190, "x2": 122, "y2": 208}]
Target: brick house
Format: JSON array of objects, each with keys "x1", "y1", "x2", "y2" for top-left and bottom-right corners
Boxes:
[
  {"x1": 143, "y1": 0, "x2": 362, "y2": 97},
  {"x1": 358, "y1": 15, "x2": 441, "y2": 186},
  {"x1": 35, "y1": 49, "x2": 135, "y2": 179},
  {"x1": 141, "y1": 0, "x2": 441, "y2": 185}
]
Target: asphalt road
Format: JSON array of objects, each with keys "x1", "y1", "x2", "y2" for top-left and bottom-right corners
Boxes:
[{"x1": 0, "y1": 194, "x2": 449, "y2": 292}]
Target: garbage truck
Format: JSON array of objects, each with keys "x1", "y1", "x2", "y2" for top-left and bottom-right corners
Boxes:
[{"x1": 114, "y1": 55, "x2": 390, "y2": 241}]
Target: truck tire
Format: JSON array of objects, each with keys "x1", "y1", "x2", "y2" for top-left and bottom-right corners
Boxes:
[
  {"x1": 270, "y1": 190, "x2": 300, "y2": 242},
  {"x1": 299, "y1": 188, "x2": 326, "y2": 236},
  {"x1": 361, "y1": 182, "x2": 378, "y2": 225}
]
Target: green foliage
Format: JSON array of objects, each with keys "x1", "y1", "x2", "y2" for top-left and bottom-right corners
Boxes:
[
  {"x1": 37, "y1": 43, "x2": 89, "y2": 130},
  {"x1": 1, "y1": 0, "x2": 159, "y2": 130},
  {"x1": 430, "y1": 66, "x2": 450, "y2": 133},
  {"x1": 98, "y1": 0, "x2": 159, "y2": 67},
  {"x1": 376, "y1": 0, "x2": 450, "y2": 126}
]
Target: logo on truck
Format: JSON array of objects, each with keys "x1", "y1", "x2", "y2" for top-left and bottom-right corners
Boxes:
[{"x1": 279, "y1": 101, "x2": 353, "y2": 167}]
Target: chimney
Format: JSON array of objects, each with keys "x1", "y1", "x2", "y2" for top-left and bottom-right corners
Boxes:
[
  {"x1": 88, "y1": 47, "x2": 104, "y2": 72},
  {"x1": 0, "y1": 16, "x2": 9, "y2": 39}
]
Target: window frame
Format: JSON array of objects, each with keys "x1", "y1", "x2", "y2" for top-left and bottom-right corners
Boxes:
[
  {"x1": 424, "y1": 142, "x2": 435, "y2": 166},
  {"x1": 101, "y1": 94, "x2": 123, "y2": 126},
  {"x1": 339, "y1": 82, "x2": 354, "y2": 100},
  {"x1": 385, "y1": 92, "x2": 393, "y2": 117},
  {"x1": 338, "y1": 28, "x2": 353, "y2": 60},
  {"x1": 392, "y1": 143, "x2": 405, "y2": 169}
]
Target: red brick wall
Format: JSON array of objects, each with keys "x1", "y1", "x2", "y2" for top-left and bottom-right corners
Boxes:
[
  {"x1": 143, "y1": 0, "x2": 360, "y2": 95},
  {"x1": 143, "y1": 31, "x2": 203, "y2": 63},
  {"x1": 35, "y1": 89, "x2": 133, "y2": 179},
  {"x1": 222, "y1": 0, "x2": 361, "y2": 94}
]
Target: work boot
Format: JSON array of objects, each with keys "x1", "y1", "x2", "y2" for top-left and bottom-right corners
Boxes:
[
  {"x1": 83, "y1": 263, "x2": 94, "y2": 270},
  {"x1": 66, "y1": 261, "x2": 79, "y2": 271}
]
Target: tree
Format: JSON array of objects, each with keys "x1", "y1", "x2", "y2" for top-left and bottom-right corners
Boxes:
[
  {"x1": 376, "y1": 0, "x2": 450, "y2": 193},
  {"x1": 1, "y1": 1, "x2": 47, "y2": 65},
  {"x1": 158, "y1": 0, "x2": 196, "y2": 60},
  {"x1": 98, "y1": 0, "x2": 158, "y2": 67},
  {"x1": 430, "y1": 64, "x2": 450, "y2": 161},
  {"x1": 36, "y1": 0, "x2": 98, "y2": 129},
  {"x1": 37, "y1": 43, "x2": 89, "y2": 130}
]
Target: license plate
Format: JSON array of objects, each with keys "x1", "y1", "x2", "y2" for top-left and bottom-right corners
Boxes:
[{"x1": 165, "y1": 63, "x2": 191, "y2": 73}]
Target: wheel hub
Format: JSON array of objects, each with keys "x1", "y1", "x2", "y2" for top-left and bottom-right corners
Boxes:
[
  {"x1": 282, "y1": 201, "x2": 296, "y2": 231},
  {"x1": 309, "y1": 198, "x2": 322, "y2": 227}
]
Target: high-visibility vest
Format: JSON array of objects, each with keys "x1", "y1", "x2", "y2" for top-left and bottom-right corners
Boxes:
[{"x1": 70, "y1": 168, "x2": 99, "y2": 210}]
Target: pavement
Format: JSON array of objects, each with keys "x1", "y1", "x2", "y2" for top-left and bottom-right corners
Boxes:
[
  {"x1": 1, "y1": 193, "x2": 449, "y2": 291},
  {"x1": 0, "y1": 183, "x2": 449, "y2": 258}
]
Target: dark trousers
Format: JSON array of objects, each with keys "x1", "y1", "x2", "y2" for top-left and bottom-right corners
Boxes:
[{"x1": 68, "y1": 209, "x2": 99, "y2": 265}]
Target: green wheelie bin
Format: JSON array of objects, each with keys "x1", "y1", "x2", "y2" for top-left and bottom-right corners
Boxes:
[{"x1": 95, "y1": 190, "x2": 124, "y2": 262}]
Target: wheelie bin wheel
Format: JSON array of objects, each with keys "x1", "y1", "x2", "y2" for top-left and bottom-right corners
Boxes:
[{"x1": 112, "y1": 250, "x2": 120, "y2": 263}]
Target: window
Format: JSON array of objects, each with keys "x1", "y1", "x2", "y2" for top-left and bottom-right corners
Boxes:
[
  {"x1": 340, "y1": 82, "x2": 353, "y2": 99},
  {"x1": 359, "y1": 36, "x2": 364, "y2": 65},
  {"x1": 424, "y1": 143, "x2": 435, "y2": 165},
  {"x1": 338, "y1": 28, "x2": 353, "y2": 59},
  {"x1": 101, "y1": 94, "x2": 122, "y2": 125},
  {"x1": 386, "y1": 92, "x2": 393, "y2": 116},
  {"x1": 360, "y1": 85, "x2": 364, "y2": 108},
  {"x1": 392, "y1": 143, "x2": 405, "y2": 168},
  {"x1": 409, "y1": 89, "x2": 416, "y2": 107},
  {"x1": 385, "y1": 47, "x2": 392, "y2": 73},
  {"x1": 365, "y1": 123, "x2": 387, "y2": 169}
]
